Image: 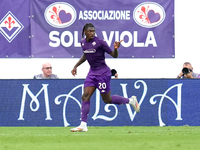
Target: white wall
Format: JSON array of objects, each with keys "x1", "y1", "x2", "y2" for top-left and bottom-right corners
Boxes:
[{"x1": 0, "y1": 0, "x2": 199, "y2": 79}]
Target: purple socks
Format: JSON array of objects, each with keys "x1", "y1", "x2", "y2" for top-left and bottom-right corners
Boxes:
[
  {"x1": 81, "y1": 101, "x2": 90, "y2": 122},
  {"x1": 111, "y1": 95, "x2": 129, "y2": 105}
]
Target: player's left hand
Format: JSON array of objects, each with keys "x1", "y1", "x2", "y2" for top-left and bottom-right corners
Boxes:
[{"x1": 114, "y1": 40, "x2": 123, "y2": 49}]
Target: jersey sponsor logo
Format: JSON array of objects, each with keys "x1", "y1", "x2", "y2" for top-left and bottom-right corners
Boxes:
[
  {"x1": 44, "y1": 2, "x2": 77, "y2": 28},
  {"x1": 83, "y1": 49, "x2": 96, "y2": 53},
  {"x1": 0, "y1": 11, "x2": 24, "y2": 43},
  {"x1": 133, "y1": 2, "x2": 166, "y2": 28}
]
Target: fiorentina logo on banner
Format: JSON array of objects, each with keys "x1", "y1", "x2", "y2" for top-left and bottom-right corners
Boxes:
[
  {"x1": 0, "y1": 11, "x2": 24, "y2": 43},
  {"x1": 44, "y1": 2, "x2": 77, "y2": 28},
  {"x1": 133, "y1": 2, "x2": 166, "y2": 28}
]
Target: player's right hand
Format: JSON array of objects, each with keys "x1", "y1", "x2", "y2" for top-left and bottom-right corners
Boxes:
[{"x1": 71, "y1": 68, "x2": 77, "y2": 76}]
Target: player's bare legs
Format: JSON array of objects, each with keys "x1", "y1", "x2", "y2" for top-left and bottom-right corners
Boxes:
[
  {"x1": 101, "y1": 91, "x2": 112, "y2": 103},
  {"x1": 82, "y1": 86, "x2": 96, "y2": 101}
]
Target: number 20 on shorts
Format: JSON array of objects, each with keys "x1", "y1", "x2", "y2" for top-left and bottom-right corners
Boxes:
[{"x1": 99, "y1": 82, "x2": 106, "y2": 89}]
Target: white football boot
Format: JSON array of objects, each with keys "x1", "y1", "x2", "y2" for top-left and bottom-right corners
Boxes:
[
  {"x1": 129, "y1": 96, "x2": 140, "y2": 113},
  {"x1": 70, "y1": 121, "x2": 88, "y2": 132}
]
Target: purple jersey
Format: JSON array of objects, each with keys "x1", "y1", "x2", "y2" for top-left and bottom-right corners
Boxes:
[{"x1": 81, "y1": 36, "x2": 112, "y2": 76}]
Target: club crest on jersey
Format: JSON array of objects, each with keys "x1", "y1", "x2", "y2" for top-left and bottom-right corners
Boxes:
[
  {"x1": 92, "y1": 41, "x2": 96, "y2": 46},
  {"x1": 84, "y1": 49, "x2": 96, "y2": 53}
]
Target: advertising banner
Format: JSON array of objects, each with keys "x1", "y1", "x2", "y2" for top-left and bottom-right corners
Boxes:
[
  {"x1": 0, "y1": 0, "x2": 31, "y2": 57},
  {"x1": 0, "y1": 79, "x2": 199, "y2": 127},
  {"x1": 0, "y1": 0, "x2": 174, "y2": 58}
]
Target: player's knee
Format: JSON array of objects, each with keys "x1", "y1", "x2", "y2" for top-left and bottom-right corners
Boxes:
[{"x1": 82, "y1": 93, "x2": 90, "y2": 101}]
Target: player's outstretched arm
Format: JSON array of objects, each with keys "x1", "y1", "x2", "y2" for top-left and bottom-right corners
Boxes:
[
  {"x1": 110, "y1": 40, "x2": 123, "y2": 58},
  {"x1": 71, "y1": 54, "x2": 86, "y2": 76}
]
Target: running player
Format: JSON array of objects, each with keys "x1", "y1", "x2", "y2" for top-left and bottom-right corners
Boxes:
[{"x1": 70, "y1": 23, "x2": 140, "y2": 132}]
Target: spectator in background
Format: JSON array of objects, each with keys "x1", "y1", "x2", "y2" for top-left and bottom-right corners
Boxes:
[
  {"x1": 177, "y1": 62, "x2": 200, "y2": 78},
  {"x1": 111, "y1": 69, "x2": 118, "y2": 79},
  {"x1": 34, "y1": 62, "x2": 58, "y2": 79}
]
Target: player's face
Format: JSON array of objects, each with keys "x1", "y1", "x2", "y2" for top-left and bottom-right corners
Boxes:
[{"x1": 85, "y1": 27, "x2": 95, "y2": 41}]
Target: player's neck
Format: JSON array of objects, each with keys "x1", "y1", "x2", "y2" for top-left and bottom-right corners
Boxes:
[{"x1": 86, "y1": 37, "x2": 94, "y2": 42}]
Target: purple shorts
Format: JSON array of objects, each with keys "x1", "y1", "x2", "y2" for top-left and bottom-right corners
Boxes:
[{"x1": 84, "y1": 75, "x2": 111, "y2": 94}]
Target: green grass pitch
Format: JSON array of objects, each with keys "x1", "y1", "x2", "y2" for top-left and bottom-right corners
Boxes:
[{"x1": 0, "y1": 126, "x2": 199, "y2": 150}]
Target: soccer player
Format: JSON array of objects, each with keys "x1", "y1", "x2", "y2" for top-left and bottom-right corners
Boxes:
[{"x1": 70, "y1": 23, "x2": 140, "y2": 132}]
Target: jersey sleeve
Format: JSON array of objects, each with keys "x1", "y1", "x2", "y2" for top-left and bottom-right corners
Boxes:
[{"x1": 101, "y1": 40, "x2": 113, "y2": 54}]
